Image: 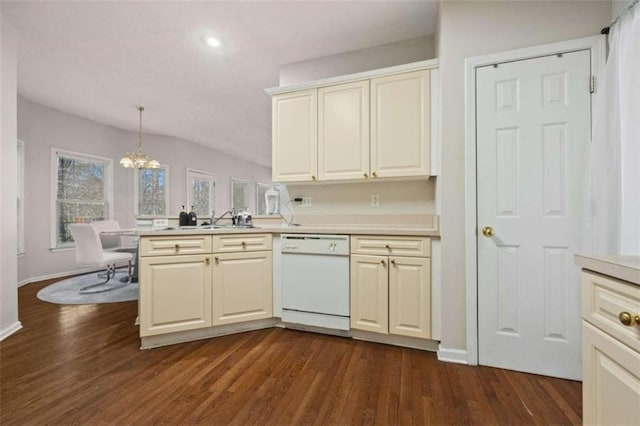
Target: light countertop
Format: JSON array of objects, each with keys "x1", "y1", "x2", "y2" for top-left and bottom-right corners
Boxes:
[
  {"x1": 136, "y1": 224, "x2": 440, "y2": 238},
  {"x1": 575, "y1": 254, "x2": 640, "y2": 286}
]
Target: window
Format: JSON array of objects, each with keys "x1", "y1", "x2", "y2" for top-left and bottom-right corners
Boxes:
[
  {"x1": 17, "y1": 140, "x2": 24, "y2": 253},
  {"x1": 187, "y1": 169, "x2": 215, "y2": 217},
  {"x1": 231, "y1": 178, "x2": 249, "y2": 212},
  {"x1": 135, "y1": 166, "x2": 169, "y2": 216},
  {"x1": 255, "y1": 183, "x2": 270, "y2": 216},
  {"x1": 51, "y1": 148, "x2": 113, "y2": 249}
]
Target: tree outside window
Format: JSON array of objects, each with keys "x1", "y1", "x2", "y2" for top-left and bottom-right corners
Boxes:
[
  {"x1": 187, "y1": 169, "x2": 215, "y2": 217},
  {"x1": 136, "y1": 166, "x2": 168, "y2": 215},
  {"x1": 231, "y1": 178, "x2": 249, "y2": 213},
  {"x1": 52, "y1": 149, "x2": 112, "y2": 248}
]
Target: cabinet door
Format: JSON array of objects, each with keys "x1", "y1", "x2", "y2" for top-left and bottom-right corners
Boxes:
[
  {"x1": 139, "y1": 254, "x2": 212, "y2": 337},
  {"x1": 318, "y1": 80, "x2": 370, "y2": 181},
  {"x1": 350, "y1": 254, "x2": 389, "y2": 334},
  {"x1": 272, "y1": 89, "x2": 318, "y2": 182},
  {"x1": 389, "y1": 256, "x2": 431, "y2": 339},
  {"x1": 370, "y1": 69, "x2": 430, "y2": 178},
  {"x1": 583, "y1": 322, "x2": 640, "y2": 426},
  {"x1": 212, "y1": 251, "x2": 273, "y2": 326}
]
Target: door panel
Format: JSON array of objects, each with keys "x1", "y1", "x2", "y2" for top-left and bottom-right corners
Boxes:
[
  {"x1": 350, "y1": 254, "x2": 388, "y2": 334},
  {"x1": 389, "y1": 256, "x2": 431, "y2": 339},
  {"x1": 318, "y1": 80, "x2": 370, "y2": 180},
  {"x1": 477, "y1": 50, "x2": 591, "y2": 379},
  {"x1": 272, "y1": 89, "x2": 318, "y2": 182},
  {"x1": 370, "y1": 69, "x2": 430, "y2": 178}
]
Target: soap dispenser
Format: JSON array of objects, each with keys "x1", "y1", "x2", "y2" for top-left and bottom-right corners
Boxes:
[{"x1": 188, "y1": 205, "x2": 197, "y2": 226}]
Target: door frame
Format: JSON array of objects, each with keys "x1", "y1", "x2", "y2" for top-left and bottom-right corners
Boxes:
[{"x1": 463, "y1": 35, "x2": 606, "y2": 365}]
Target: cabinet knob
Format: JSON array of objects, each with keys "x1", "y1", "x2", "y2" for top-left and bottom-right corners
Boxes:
[
  {"x1": 175, "y1": 244, "x2": 180, "y2": 251},
  {"x1": 385, "y1": 244, "x2": 391, "y2": 250},
  {"x1": 214, "y1": 256, "x2": 219, "y2": 264},
  {"x1": 241, "y1": 241, "x2": 246, "y2": 248},
  {"x1": 311, "y1": 175, "x2": 316, "y2": 181},
  {"x1": 364, "y1": 173, "x2": 368, "y2": 178},
  {"x1": 619, "y1": 311, "x2": 640, "y2": 327},
  {"x1": 205, "y1": 257, "x2": 210, "y2": 265},
  {"x1": 391, "y1": 259, "x2": 396, "y2": 266},
  {"x1": 381, "y1": 259, "x2": 386, "y2": 267},
  {"x1": 372, "y1": 171, "x2": 378, "y2": 177}
]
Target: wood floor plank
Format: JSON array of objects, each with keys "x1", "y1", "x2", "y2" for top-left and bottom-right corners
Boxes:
[{"x1": 1, "y1": 278, "x2": 582, "y2": 425}]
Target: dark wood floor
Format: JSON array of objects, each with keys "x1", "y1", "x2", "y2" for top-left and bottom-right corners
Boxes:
[{"x1": 1, "y1": 278, "x2": 582, "y2": 425}]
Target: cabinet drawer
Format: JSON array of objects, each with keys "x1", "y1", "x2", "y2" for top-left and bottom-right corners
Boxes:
[
  {"x1": 212, "y1": 233, "x2": 272, "y2": 253},
  {"x1": 350, "y1": 235, "x2": 430, "y2": 257},
  {"x1": 139, "y1": 235, "x2": 212, "y2": 257},
  {"x1": 582, "y1": 271, "x2": 640, "y2": 353}
]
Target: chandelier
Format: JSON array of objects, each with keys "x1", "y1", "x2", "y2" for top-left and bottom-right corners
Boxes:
[{"x1": 119, "y1": 106, "x2": 160, "y2": 169}]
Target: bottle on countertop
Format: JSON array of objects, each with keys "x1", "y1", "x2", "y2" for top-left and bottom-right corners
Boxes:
[
  {"x1": 188, "y1": 205, "x2": 197, "y2": 226},
  {"x1": 179, "y1": 205, "x2": 189, "y2": 227}
]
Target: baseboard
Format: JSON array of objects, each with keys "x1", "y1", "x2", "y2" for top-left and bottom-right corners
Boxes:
[
  {"x1": 0, "y1": 321, "x2": 23, "y2": 341},
  {"x1": 437, "y1": 346, "x2": 469, "y2": 364},
  {"x1": 17, "y1": 267, "x2": 120, "y2": 287}
]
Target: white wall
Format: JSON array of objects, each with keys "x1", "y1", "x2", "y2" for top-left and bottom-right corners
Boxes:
[
  {"x1": 437, "y1": 0, "x2": 611, "y2": 353},
  {"x1": 612, "y1": 0, "x2": 633, "y2": 18},
  {"x1": 17, "y1": 97, "x2": 271, "y2": 283},
  {"x1": 287, "y1": 180, "x2": 436, "y2": 216},
  {"x1": 279, "y1": 35, "x2": 435, "y2": 85},
  {"x1": 0, "y1": 15, "x2": 22, "y2": 340}
]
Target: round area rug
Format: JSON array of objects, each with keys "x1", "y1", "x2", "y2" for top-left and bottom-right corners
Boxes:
[{"x1": 37, "y1": 272, "x2": 139, "y2": 305}]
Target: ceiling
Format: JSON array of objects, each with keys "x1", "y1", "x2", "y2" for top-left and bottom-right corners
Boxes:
[{"x1": 2, "y1": 1, "x2": 439, "y2": 167}]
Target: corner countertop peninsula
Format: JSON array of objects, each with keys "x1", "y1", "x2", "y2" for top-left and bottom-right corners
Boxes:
[{"x1": 575, "y1": 254, "x2": 640, "y2": 286}]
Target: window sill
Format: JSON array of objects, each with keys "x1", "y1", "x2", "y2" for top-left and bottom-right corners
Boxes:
[{"x1": 49, "y1": 247, "x2": 75, "y2": 253}]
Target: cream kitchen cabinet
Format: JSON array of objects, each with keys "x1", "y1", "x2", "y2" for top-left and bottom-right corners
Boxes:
[
  {"x1": 267, "y1": 61, "x2": 437, "y2": 183},
  {"x1": 370, "y1": 69, "x2": 431, "y2": 178},
  {"x1": 212, "y1": 251, "x2": 273, "y2": 326},
  {"x1": 318, "y1": 80, "x2": 370, "y2": 181},
  {"x1": 581, "y1": 269, "x2": 640, "y2": 426},
  {"x1": 139, "y1": 254, "x2": 212, "y2": 337},
  {"x1": 271, "y1": 89, "x2": 318, "y2": 182},
  {"x1": 139, "y1": 233, "x2": 273, "y2": 340},
  {"x1": 350, "y1": 236, "x2": 432, "y2": 339}
]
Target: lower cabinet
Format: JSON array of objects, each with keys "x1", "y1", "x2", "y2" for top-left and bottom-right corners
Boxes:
[
  {"x1": 581, "y1": 270, "x2": 640, "y2": 425},
  {"x1": 212, "y1": 251, "x2": 273, "y2": 326},
  {"x1": 351, "y1": 251, "x2": 431, "y2": 339},
  {"x1": 139, "y1": 234, "x2": 273, "y2": 338},
  {"x1": 139, "y1": 254, "x2": 212, "y2": 337},
  {"x1": 583, "y1": 321, "x2": 640, "y2": 426}
]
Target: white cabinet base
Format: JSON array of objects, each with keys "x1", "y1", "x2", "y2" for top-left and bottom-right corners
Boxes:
[{"x1": 140, "y1": 318, "x2": 278, "y2": 350}]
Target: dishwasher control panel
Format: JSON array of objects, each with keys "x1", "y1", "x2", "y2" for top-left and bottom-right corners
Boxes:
[{"x1": 281, "y1": 234, "x2": 349, "y2": 256}]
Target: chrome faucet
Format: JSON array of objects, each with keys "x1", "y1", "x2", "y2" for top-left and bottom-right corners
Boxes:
[{"x1": 212, "y1": 208, "x2": 235, "y2": 225}]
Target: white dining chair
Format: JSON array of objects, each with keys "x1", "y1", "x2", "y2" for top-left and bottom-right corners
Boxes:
[
  {"x1": 91, "y1": 219, "x2": 139, "y2": 283},
  {"x1": 68, "y1": 223, "x2": 133, "y2": 294},
  {"x1": 91, "y1": 220, "x2": 137, "y2": 252}
]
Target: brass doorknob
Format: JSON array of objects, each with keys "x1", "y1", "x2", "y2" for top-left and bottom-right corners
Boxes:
[
  {"x1": 482, "y1": 226, "x2": 495, "y2": 237},
  {"x1": 619, "y1": 311, "x2": 640, "y2": 327}
]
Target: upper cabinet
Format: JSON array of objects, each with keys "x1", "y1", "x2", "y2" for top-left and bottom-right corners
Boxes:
[
  {"x1": 318, "y1": 80, "x2": 370, "y2": 181},
  {"x1": 371, "y1": 69, "x2": 430, "y2": 178},
  {"x1": 271, "y1": 89, "x2": 318, "y2": 182},
  {"x1": 268, "y1": 60, "x2": 438, "y2": 183}
]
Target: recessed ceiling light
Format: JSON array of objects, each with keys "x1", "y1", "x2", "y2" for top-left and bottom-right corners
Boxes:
[{"x1": 203, "y1": 36, "x2": 222, "y2": 48}]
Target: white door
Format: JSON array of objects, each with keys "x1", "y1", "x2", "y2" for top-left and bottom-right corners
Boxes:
[{"x1": 477, "y1": 50, "x2": 591, "y2": 380}]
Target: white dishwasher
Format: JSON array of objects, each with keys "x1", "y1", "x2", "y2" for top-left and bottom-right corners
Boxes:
[{"x1": 281, "y1": 234, "x2": 350, "y2": 331}]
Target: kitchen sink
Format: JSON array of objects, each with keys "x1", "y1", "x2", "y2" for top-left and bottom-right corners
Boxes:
[{"x1": 163, "y1": 224, "x2": 259, "y2": 230}]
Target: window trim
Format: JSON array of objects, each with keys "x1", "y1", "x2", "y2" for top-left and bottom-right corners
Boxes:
[
  {"x1": 133, "y1": 165, "x2": 170, "y2": 216},
  {"x1": 50, "y1": 147, "x2": 114, "y2": 249},
  {"x1": 17, "y1": 140, "x2": 25, "y2": 254},
  {"x1": 187, "y1": 168, "x2": 216, "y2": 218}
]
